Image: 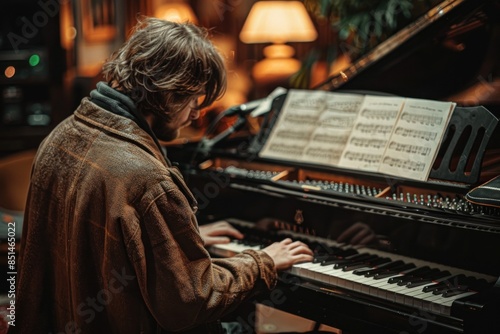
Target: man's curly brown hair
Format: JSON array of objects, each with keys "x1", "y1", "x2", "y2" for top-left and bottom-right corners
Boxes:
[{"x1": 101, "y1": 17, "x2": 227, "y2": 121}]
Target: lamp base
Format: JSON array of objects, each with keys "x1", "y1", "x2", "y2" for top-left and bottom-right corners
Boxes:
[{"x1": 252, "y1": 57, "x2": 301, "y2": 85}]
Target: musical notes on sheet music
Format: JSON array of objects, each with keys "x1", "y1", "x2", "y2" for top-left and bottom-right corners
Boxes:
[
  {"x1": 320, "y1": 116, "x2": 356, "y2": 129},
  {"x1": 284, "y1": 114, "x2": 318, "y2": 126},
  {"x1": 360, "y1": 108, "x2": 399, "y2": 120},
  {"x1": 350, "y1": 137, "x2": 386, "y2": 149},
  {"x1": 275, "y1": 129, "x2": 311, "y2": 140},
  {"x1": 379, "y1": 98, "x2": 455, "y2": 180},
  {"x1": 259, "y1": 90, "x2": 456, "y2": 181},
  {"x1": 283, "y1": 115, "x2": 356, "y2": 128},
  {"x1": 260, "y1": 90, "x2": 365, "y2": 164},
  {"x1": 288, "y1": 95, "x2": 324, "y2": 110},
  {"x1": 304, "y1": 147, "x2": 343, "y2": 161},
  {"x1": 267, "y1": 143, "x2": 305, "y2": 156},
  {"x1": 326, "y1": 100, "x2": 363, "y2": 112},
  {"x1": 388, "y1": 142, "x2": 432, "y2": 156},
  {"x1": 312, "y1": 134, "x2": 349, "y2": 145},
  {"x1": 354, "y1": 124, "x2": 393, "y2": 135},
  {"x1": 338, "y1": 95, "x2": 405, "y2": 172},
  {"x1": 344, "y1": 152, "x2": 382, "y2": 165},
  {"x1": 325, "y1": 92, "x2": 365, "y2": 112},
  {"x1": 393, "y1": 127, "x2": 438, "y2": 141},
  {"x1": 400, "y1": 112, "x2": 444, "y2": 126},
  {"x1": 381, "y1": 157, "x2": 426, "y2": 172}
]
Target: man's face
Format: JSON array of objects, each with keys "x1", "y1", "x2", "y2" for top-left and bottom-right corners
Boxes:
[{"x1": 150, "y1": 96, "x2": 202, "y2": 142}]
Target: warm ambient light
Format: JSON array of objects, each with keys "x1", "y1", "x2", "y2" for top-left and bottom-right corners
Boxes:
[
  {"x1": 4, "y1": 66, "x2": 15, "y2": 79},
  {"x1": 154, "y1": 2, "x2": 198, "y2": 24},
  {"x1": 239, "y1": 1, "x2": 317, "y2": 82},
  {"x1": 240, "y1": 1, "x2": 317, "y2": 44}
]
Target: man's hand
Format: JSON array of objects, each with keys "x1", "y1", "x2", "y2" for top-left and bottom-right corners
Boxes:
[
  {"x1": 199, "y1": 221, "x2": 244, "y2": 246},
  {"x1": 262, "y1": 238, "x2": 314, "y2": 271}
]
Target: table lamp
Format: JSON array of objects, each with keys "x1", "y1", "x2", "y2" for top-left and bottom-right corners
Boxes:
[{"x1": 239, "y1": 0, "x2": 317, "y2": 82}]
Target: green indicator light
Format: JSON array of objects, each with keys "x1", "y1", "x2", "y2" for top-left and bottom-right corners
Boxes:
[{"x1": 29, "y1": 54, "x2": 40, "y2": 67}]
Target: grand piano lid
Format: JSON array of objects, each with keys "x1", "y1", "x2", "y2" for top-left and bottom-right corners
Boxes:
[{"x1": 312, "y1": 0, "x2": 500, "y2": 103}]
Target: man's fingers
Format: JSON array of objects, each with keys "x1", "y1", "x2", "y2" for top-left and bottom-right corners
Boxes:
[
  {"x1": 288, "y1": 241, "x2": 312, "y2": 252},
  {"x1": 209, "y1": 224, "x2": 244, "y2": 239},
  {"x1": 279, "y1": 238, "x2": 293, "y2": 245},
  {"x1": 294, "y1": 253, "x2": 314, "y2": 263},
  {"x1": 220, "y1": 228, "x2": 243, "y2": 239},
  {"x1": 291, "y1": 244, "x2": 314, "y2": 256},
  {"x1": 206, "y1": 236, "x2": 231, "y2": 245}
]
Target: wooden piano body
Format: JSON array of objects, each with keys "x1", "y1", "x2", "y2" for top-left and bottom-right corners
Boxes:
[{"x1": 168, "y1": 0, "x2": 500, "y2": 332}]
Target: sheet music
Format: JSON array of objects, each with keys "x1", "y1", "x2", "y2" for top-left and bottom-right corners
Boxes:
[
  {"x1": 259, "y1": 89, "x2": 324, "y2": 161},
  {"x1": 304, "y1": 92, "x2": 364, "y2": 165},
  {"x1": 379, "y1": 98, "x2": 456, "y2": 181},
  {"x1": 259, "y1": 90, "x2": 456, "y2": 181},
  {"x1": 338, "y1": 95, "x2": 405, "y2": 171}
]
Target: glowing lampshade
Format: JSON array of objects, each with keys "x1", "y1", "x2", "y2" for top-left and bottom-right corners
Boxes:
[
  {"x1": 240, "y1": 1, "x2": 317, "y2": 45},
  {"x1": 239, "y1": 1, "x2": 317, "y2": 83}
]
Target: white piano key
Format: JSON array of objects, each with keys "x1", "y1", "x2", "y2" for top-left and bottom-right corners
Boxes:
[{"x1": 209, "y1": 241, "x2": 261, "y2": 254}]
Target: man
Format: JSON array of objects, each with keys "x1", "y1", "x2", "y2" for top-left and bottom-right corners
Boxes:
[{"x1": 13, "y1": 17, "x2": 313, "y2": 333}]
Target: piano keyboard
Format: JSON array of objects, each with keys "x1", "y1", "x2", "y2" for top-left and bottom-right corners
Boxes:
[{"x1": 208, "y1": 219, "x2": 495, "y2": 318}]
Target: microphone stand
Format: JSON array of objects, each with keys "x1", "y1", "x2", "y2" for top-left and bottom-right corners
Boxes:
[
  {"x1": 189, "y1": 88, "x2": 288, "y2": 166},
  {"x1": 197, "y1": 115, "x2": 247, "y2": 155},
  {"x1": 190, "y1": 112, "x2": 248, "y2": 166}
]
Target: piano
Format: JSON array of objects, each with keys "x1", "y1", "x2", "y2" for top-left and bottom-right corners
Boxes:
[{"x1": 168, "y1": 0, "x2": 500, "y2": 332}]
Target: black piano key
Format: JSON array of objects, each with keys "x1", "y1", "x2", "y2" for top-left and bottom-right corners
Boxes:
[
  {"x1": 437, "y1": 275, "x2": 488, "y2": 297},
  {"x1": 333, "y1": 253, "x2": 376, "y2": 269},
  {"x1": 430, "y1": 275, "x2": 471, "y2": 295},
  {"x1": 389, "y1": 266, "x2": 431, "y2": 285},
  {"x1": 314, "y1": 243, "x2": 341, "y2": 255},
  {"x1": 313, "y1": 246, "x2": 349, "y2": 263},
  {"x1": 432, "y1": 285, "x2": 453, "y2": 295},
  {"x1": 406, "y1": 271, "x2": 452, "y2": 288},
  {"x1": 442, "y1": 286, "x2": 469, "y2": 297},
  {"x1": 416, "y1": 269, "x2": 450, "y2": 281},
  {"x1": 341, "y1": 255, "x2": 385, "y2": 271},
  {"x1": 396, "y1": 267, "x2": 443, "y2": 286},
  {"x1": 351, "y1": 258, "x2": 393, "y2": 275},
  {"x1": 406, "y1": 279, "x2": 434, "y2": 288},
  {"x1": 423, "y1": 274, "x2": 466, "y2": 293},
  {"x1": 372, "y1": 263, "x2": 416, "y2": 279},
  {"x1": 424, "y1": 269, "x2": 451, "y2": 280},
  {"x1": 423, "y1": 282, "x2": 445, "y2": 293},
  {"x1": 368, "y1": 262, "x2": 414, "y2": 278},
  {"x1": 320, "y1": 248, "x2": 358, "y2": 266},
  {"x1": 342, "y1": 262, "x2": 372, "y2": 272},
  {"x1": 366, "y1": 256, "x2": 392, "y2": 267},
  {"x1": 330, "y1": 259, "x2": 355, "y2": 268},
  {"x1": 373, "y1": 271, "x2": 401, "y2": 280},
  {"x1": 313, "y1": 254, "x2": 330, "y2": 263},
  {"x1": 355, "y1": 260, "x2": 405, "y2": 276},
  {"x1": 322, "y1": 258, "x2": 347, "y2": 266},
  {"x1": 335, "y1": 248, "x2": 358, "y2": 257},
  {"x1": 352, "y1": 268, "x2": 372, "y2": 276}
]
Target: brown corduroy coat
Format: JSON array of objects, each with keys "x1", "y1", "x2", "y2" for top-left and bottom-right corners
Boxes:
[{"x1": 13, "y1": 98, "x2": 277, "y2": 333}]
